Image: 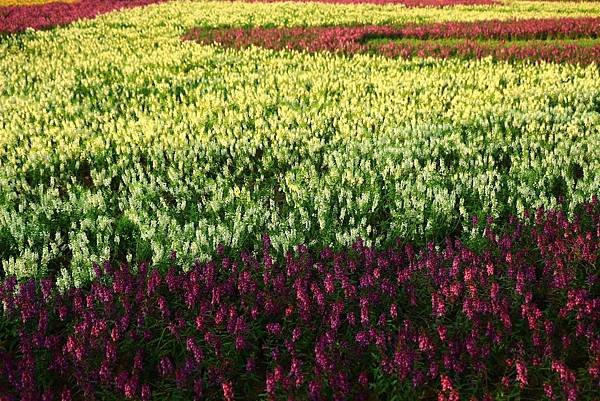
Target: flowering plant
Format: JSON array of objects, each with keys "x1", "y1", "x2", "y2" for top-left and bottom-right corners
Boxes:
[{"x1": 1, "y1": 201, "x2": 598, "y2": 400}]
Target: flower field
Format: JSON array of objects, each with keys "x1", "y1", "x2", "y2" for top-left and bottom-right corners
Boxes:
[{"x1": 0, "y1": 0, "x2": 599, "y2": 400}]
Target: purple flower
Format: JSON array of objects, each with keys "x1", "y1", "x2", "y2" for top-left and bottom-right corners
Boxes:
[
  {"x1": 186, "y1": 338, "x2": 203, "y2": 364},
  {"x1": 358, "y1": 371, "x2": 368, "y2": 386},
  {"x1": 266, "y1": 322, "x2": 282, "y2": 336},
  {"x1": 355, "y1": 331, "x2": 371, "y2": 347},
  {"x1": 308, "y1": 380, "x2": 322, "y2": 401},
  {"x1": 60, "y1": 388, "x2": 72, "y2": 401},
  {"x1": 124, "y1": 375, "x2": 139, "y2": 399},
  {"x1": 158, "y1": 357, "x2": 174, "y2": 377},
  {"x1": 515, "y1": 359, "x2": 528, "y2": 389},
  {"x1": 193, "y1": 378, "x2": 203, "y2": 399},
  {"x1": 141, "y1": 384, "x2": 151, "y2": 401}
]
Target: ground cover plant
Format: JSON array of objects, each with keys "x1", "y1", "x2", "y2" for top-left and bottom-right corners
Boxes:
[{"x1": 0, "y1": 0, "x2": 599, "y2": 400}]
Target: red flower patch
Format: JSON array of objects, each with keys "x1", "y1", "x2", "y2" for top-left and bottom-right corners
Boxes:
[
  {"x1": 184, "y1": 18, "x2": 600, "y2": 65},
  {"x1": 0, "y1": 0, "x2": 166, "y2": 33}
]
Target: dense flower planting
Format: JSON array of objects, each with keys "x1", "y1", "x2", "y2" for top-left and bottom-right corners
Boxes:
[
  {"x1": 0, "y1": 0, "x2": 164, "y2": 33},
  {"x1": 375, "y1": 39, "x2": 600, "y2": 64},
  {"x1": 1, "y1": 1, "x2": 600, "y2": 400},
  {"x1": 240, "y1": 0, "x2": 500, "y2": 7},
  {"x1": 372, "y1": 17, "x2": 600, "y2": 39},
  {"x1": 1, "y1": 202, "x2": 599, "y2": 400},
  {"x1": 1, "y1": 0, "x2": 597, "y2": 34},
  {"x1": 185, "y1": 18, "x2": 600, "y2": 65},
  {"x1": 2, "y1": 1, "x2": 600, "y2": 286}
]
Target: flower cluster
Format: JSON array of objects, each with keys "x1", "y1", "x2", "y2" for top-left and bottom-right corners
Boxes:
[
  {"x1": 0, "y1": 0, "x2": 164, "y2": 33},
  {"x1": 185, "y1": 18, "x2": 600, "y2": 65},
  {"x1": 1, "y1": 201, "x2": 599, "y2": 400}
]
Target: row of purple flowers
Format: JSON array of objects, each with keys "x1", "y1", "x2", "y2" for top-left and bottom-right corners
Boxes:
[
  {"x1": 1, "y1": 200, "x2": 599, "y2": 401},
  {"x1": 184, "y1": 19, "x2": 600, "y2": 65},
  {"x1": 363, "y1": 18, "x2": 600, "y2": 40}
]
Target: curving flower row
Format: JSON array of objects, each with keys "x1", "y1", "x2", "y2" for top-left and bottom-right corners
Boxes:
[
  {"x1": 0, "y1": 0, "x2": 77, "y2": 7},
  {"x1": 1, "y1": 201, "x2": 599, "y2": 400},
  {"x1": 238, "y1": 0, "x2": 500, "y2": 7},
  {"x1": 0, "y1": 0, "x2": 165, "y2": 33},
  {"x1": 184, "y1": 18, "x2": 600, "y2": 65},
  {"x1": 2, "y1": 0, "x2": 597, "y2": 34},
  {"x1": 366, "y1": 17, "x2": 600, "y2": 40}
]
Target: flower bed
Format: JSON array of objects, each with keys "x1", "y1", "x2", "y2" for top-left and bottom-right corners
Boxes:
[
  {"x1": 0, "y1": 0, "x2": 165, "y2": 33},
  {"x1": 185, "y1": 18, "x2": 600, "y2": 64},
  {"x1": 238, "y1": 0, "x2": 500, "y2": 7},
  {"x1": 367, "y1": 17, "x2": 600, "y2": 39},
  {"x1": 1, "y1": 201, "x2": 599, "y2": 401},
  {"x1": 1, "y1": 1, "x2": 600, "y2": 400},
  {"x1": 2, "y1": 2, "x2": 600, "y2": 286}
]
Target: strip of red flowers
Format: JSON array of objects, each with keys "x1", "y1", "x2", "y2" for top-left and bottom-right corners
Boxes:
[
  {"x1": 1, "y1": 201, "x2": 599, "y2": 400},
  {"x1": 0, "y1": 0, "x2": 166, "y2": 34},
  {"x1": 184, "y1": 18, "x2": 600, "y2": 65}
]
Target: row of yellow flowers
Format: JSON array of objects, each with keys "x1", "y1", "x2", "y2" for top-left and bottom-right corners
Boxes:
[{"x1": 0, "y1": 0, "x2": 76, "y2": 6}]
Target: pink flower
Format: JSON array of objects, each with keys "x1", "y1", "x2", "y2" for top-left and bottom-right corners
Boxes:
[
  {"x1": 266, "y1": 322, "x2": 282, "y2": 336},
  {"x1": 543, "y1": 382, "x2": 555, "y2": 400},
  {"x1": 61, "y1": 388, "x2": 72, "y2": 401},
  {"x1": 222, "y1": 381, "x2": 234, "y2": 401},
  {"x1": 358, "y1": 371, "x2": 369, "y2": 386},
  {"x1": 515, "y1": 360, "x2": 528, "y2": 389},
  {"x1": 432, "y1": 293, "x2": 446, "y2": 317},
  {"x1": 186, "y1": 337, "x2": 203, "y2": 364}
]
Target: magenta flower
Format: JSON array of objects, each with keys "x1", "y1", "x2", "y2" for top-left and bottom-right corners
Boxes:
[
  {"x1": 222, "y1": 381, "x2": 234, "y2": 401},
  {"x1": 515, "y1": 359, "x2": 528, "y2": 389},
  {"x1": 186, "y1": 337, "x2": 203, "y2": 364}
]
